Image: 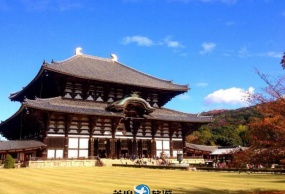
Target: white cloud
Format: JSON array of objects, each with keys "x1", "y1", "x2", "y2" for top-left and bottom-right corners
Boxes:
[
  {"x1": 263, "y1": 51, "x2": 283, "y2": 58},
  {"x1": 196, "y1": 82, "x2": 209, "y2": 87},
  {"x1": 238, "y1": 46, "x2": 250, "y2": 57},
  {"x1": 237, "y1": 48, "x2": 282, "y2": 59},
  {"x1": 199, "y1": 42, "x2": 216, "y2": 54},
  {"x1": 164, "y1": 36, "x2": 183, "y2": 48},
  {"x1": 121, "y1": 36, "x2": 153, "y2": 46},
  {"x1": 121, "y1": 35, "x2": 185, "y2": 51},
  {"x1": 204, "y1": 87, "x2": 254, "y2": 106}
]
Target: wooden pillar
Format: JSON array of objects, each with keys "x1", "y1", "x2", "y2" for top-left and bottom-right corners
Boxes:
[
  {"x1": 132, "y1": 138, "x2": 138, "y2": 156},
  {"x1": 150, "y1": 122, "x2": 159, "y2": 158},
  {"x1": 169, "y1": 138, "x2": 173, "y2": 158},
  {"x1": 64, "y1": 135, "x2": 68, "y2": 159},
  {"x1": 106, "y1": 139, "x2": 110, "y2": 158},
  {"x1": 89, "y1": 116, "x2": 98, "y2": 158},
  {"x1": 128, "y1": 139, "x2": 132, "y2": 157},
  {"x1": 151, "y1": 138, "x2": 156, "y2": 158},
  {"x1": 42, "y1": 136, "x2": 48, "y2": 159},
  {"x1": 130, "y1": 119, "x2": 142, "y2": 157},
  {"x1": 110, "y1": 138, "x2": 116, "y2": 159},
  {"x1": 89, "y1": 137, "x2": 94, "y2": 158},
  {"x1": 94, "y1": 138, "x2": 99, "y2": 157},
  {"x1": 64, "y1": 114, "x2": 72, "y2": 159},
  {"x1": 169, "y1": 123, "x2": 176, "y2": 158},
  {"x1": 41, "y1": 112, "x2": 51, "y2": 159},
  {"x1": 138, "y1": 140, "x2": 142, "y2": 158},
  {"x1": 110, "y1": 118, "x2": 121, "y2": 159},
  {"x1": 116, "y1": 139, "x2": 121, "y2": 159}
]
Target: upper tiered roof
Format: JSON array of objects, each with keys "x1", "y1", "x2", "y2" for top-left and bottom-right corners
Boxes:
[
  {"x1": 45, "y1": 54, "x2": 188, "y2": 91},
  {"x1": 10, "y1": 49, "x2": 188, "y2": 101}
]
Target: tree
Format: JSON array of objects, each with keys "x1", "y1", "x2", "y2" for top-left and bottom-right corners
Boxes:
[
  {"x1": 4, "y1": 154, "x2": 15, "y2": 169},
  {"x1": 233, "y1": 53, "x2": 285, "y2": 166},
  {"x1": 186, "y1": 126, "x2": 215, "y2": 145}
]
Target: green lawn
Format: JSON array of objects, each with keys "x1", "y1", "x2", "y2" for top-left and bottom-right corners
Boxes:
[{"x1": 0, "y1": 167, "x2": 284, "y2": 194}]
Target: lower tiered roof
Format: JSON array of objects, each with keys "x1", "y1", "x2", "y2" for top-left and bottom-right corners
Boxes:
[{"x1": 20, "y1": 97, "x2": 212, "y2": 123}]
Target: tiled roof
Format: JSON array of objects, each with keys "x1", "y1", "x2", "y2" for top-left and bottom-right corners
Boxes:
[
  {"x1": 24, "y1": 97, "x2": 124, "y2": 117},
  {"x1": 185, "y1": 143, "x2": 218, "y2": 152},
  {"x1": 23, "y1": 97, "x2": 212, "y2": 123},
  {"x1": 149, "y1": 108, "x2": 212, "y2": 122},
  {"x1": 0, "y1": 140, "x2": 46, "y2": 152},
  {"x1": 44, "y1": 54, "x2": 188, "y2": 91},
  {"x1": 185, "y1": 143, "x2": 248, "y2": 154},
  {"x1": 210, "y1": 146, "x2": 248, "y2": 155}
]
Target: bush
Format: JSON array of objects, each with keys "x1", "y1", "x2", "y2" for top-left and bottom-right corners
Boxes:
[{"x1": 4, "y1": 154, "x2": 15, "y2": 169}]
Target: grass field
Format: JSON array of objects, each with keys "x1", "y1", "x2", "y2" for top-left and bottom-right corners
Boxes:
[{"x1": 0, "y1": 167, "x2": 285, "y2": 194}]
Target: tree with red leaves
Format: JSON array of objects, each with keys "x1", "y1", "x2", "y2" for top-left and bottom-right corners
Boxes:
[{"x1": 232, "y1": 53, "x2": 285, "y2": 167}]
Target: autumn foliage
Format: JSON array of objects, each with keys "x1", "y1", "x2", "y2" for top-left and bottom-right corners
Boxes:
[{"x1": 232, "y1": 54, "x2": 285, "y2": 166}]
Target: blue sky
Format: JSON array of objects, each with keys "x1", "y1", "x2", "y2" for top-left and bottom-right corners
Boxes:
[{"x1": 0, "y1": 0, "x2": 284, "y2": 128}]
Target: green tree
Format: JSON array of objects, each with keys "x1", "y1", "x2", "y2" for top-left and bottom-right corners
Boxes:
[
  {"x1": 4, "y1": 154, "x2": 15, "y2": 169},
  {"x1": 187, "y1": 126, "x2": 215, "y2": 145}
]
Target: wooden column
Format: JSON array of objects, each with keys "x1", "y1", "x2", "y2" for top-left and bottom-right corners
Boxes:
[
  {"x1": 116, "y1": 139, "x2": 121, "y2": 159},
  {"x1": 151, "y1": 139, "x2": 156, "y2": 158},
  {"x1": 169, "y1": 123, "x2": 177, "y2": 158},
  {"x1": 138, "y1": 140, "x2": 142, "y2": 158},
  {"x1": 42, "y1": 136, "x2": 48, "y2": 159},
  {"x1": 64, "y1": 115, "x2": 72, "y2": 159},
  {"x1": 132, "y1": 138, "x2": 138, "y2": 156},
  {"x1": 110, "y1": 138, "x2": 116, "y2": 159},
  {"x1": 64, "y1": 135, "x2": 69, "y2": 159},
  {"x1": 41, "y1": 112, "x2": 51, "y2": 159},
  {"x1": 131, "y1": 119, "x2": 143, "y2": 156},
  {"x1": 89, "y1": 116, "x2": 98, "y2": 158},
  {"x1": 94, "y1": 138, "x2": 99, "y2": 157},
  {"x1": 106, "y1": 139, "x2": 110, "y2": 158},
  {"x1": 150, "y1": 122, "x2": 159, "y2": 158},
  {"x1": 89, "y1": 138, "x2": 94, "y2": 158},
  {"x1": 110, "y1": 118, "x2": 121, "y2": 159}
]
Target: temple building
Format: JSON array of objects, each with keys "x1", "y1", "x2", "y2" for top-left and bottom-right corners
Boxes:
[{"x1": 0, "y1": 48, "x2": 212, "y2": 160}]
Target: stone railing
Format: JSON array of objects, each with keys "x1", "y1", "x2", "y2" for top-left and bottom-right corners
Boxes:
[{"x1": 25, "y1": 159, "x2": 101, "y2": 168}]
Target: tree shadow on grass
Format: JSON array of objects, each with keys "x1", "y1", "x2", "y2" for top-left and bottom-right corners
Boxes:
[{"x1": 173, "y1": 188, "x2": 285, "y2": 194}]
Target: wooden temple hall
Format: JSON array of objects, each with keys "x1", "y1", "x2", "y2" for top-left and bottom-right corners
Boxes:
[{"x1": 0, "y1": 48, "x2": 212, "y2": 160}]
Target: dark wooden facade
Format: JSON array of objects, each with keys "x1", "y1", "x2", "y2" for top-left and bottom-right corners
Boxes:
[{"x1": 0, "y1": 49, "x2": 212, "y2": 159}]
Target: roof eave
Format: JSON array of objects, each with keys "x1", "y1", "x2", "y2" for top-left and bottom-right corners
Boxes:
[
  {"x1": 9, "y1": 66, "x2": 47, "y2": 101},
  {"x1": 44, "y1": 66, "x2": 189, "y2": 92}
]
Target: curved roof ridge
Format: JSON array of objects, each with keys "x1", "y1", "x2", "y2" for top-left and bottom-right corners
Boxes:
[
  {"x1": 43, "y1": 53, "x2": 189, "y2": 91},
  {"x1": 51, "y1": 54, "x2": 111, "y2": 64},
  {"x1": 33, "y1": 96, "x2": 62, "y2": 102},
  {"x1": 52, "y1": 54, "x2": 187, "y2": 87}
]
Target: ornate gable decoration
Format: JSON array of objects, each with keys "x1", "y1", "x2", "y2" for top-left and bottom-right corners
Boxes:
[{"x1": 106, "y1": 94, "x2": 155, "y2": 118}]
